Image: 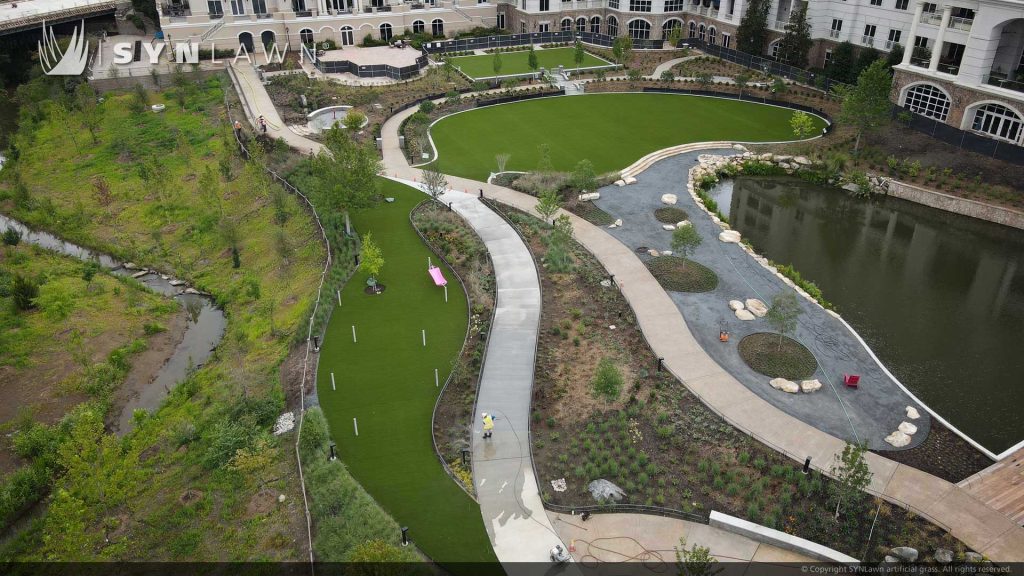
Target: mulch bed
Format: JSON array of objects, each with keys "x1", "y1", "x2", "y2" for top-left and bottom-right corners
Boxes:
[
  {"x1": 566, "y1": 200, "x2": 615, "y2": 227},
  {"x1": 646, "y1": 255, "x2": 719, "y2": 293},
  {"x1": 654, "y1": 207, "x2": 688, "y2": 224},
  {"x1": 737, "y1": 332, "x2": 818, "y2": 381},
  {"x1": 871, "y1": 421, "x2": 993, "y2": 483}
]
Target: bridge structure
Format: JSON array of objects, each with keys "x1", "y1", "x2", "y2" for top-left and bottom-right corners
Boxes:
[{"x1": 0, "y1": 0, "x2": 124, "y2": 36}]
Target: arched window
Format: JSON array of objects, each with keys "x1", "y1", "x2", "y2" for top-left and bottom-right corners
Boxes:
[
  {"x1": 239, "y1": 32, "x2": 255, "y2": 53},
  {"x1": 261, "y1": 30, "x2": 276, "y2": 51},
  {"x1": 431, "y1": 18, "x2": 444, "y2": 36},
  {"x1": 698, "y1": 23, "x2": 705, "y2": 41},
  {"x1": 412, "y1": 20, "x2": 425, "y2": 34},
  {"x1": 661, "y1": 19, "x2": 681, "y2": 39},
  {"x1": 379, "y1": 22, "x2": 393, "y2": 41},
  {"x1": 300, "y1": 28, "x2": 314, "y2": 46},
  {"x1": 607, "y1": 16, "x2": 618, "y2": 37},
  {"x1": 904, "y1": 84, "x2": 950, "y2": 121},
  {"x1": 688, "y1": 21, "x2": 696, "y2": 38},
  {"x1": 971, "y1": 103, "x2": 1022, "y2": 143},
  {"x1": 576, "y1": 17, "x2": 586, "y2": 33},
  {"x1": 339, "y1": 26, "x2": 354, "y2": 45},
  {"x1": 708, "y1": 26, "x2": 716, "y2": 45},
  {"x1": 769, "y1": 39, "x2": 780, "y2": 58},
  {"x1": 627, "y1": 19, "x2": 650, "y2": 40},
  {"x1": 561, "y1": 18, "x2": 573, "y2": 32},
  {"x1": 590, "y1": 16, "x2": 601, "y2": 34}
]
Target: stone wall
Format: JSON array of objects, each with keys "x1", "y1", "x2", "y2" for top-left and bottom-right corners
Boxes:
[{"x1": 887, "y1": 180, "x2": 1024, "y2": 230}]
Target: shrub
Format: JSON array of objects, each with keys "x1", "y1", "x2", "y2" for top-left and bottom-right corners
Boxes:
[
  {"x1": 419, "y1": 100, "x2": 436, "y2": 114},
  {"x1": 11, "y1": 274, "x2": 39, "y2": 311},
  {"x1": 34, "y1": 280, "x2": 76, "y2": 320},
  {"x1": 2, "y1": 228, "x2": 21, "y2": 246},
  {"x1": 591, "y1": 357, "x2": 624, "y2": 402}
]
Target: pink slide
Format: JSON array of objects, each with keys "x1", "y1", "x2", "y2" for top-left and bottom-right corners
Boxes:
[{"x1": 428, "y1": 265, "x2": 447, "y2": 286}]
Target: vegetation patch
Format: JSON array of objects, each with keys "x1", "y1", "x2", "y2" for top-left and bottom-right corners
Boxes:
[
  {"x1": 654, "y1": 207, "x2": 688, "y2": 224},
  {"x1": 446, "y1": 47, "x2": 610, "y2": 79},
  {"x1": 646, "y1": 256, "x2": 718, "y2": 293},
  {"x1": 738, "y1": 332, "x2": 818, "y2": 380}
]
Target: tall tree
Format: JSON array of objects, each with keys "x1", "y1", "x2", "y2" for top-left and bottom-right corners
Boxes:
[
  {"x1": 612, "y1": 35, "x2": 633, "y2": 66},
  {"x1": 736, "y1": 0, "x2": 771, "y2": 55},
  {"x1": 527, "y1": 44, "x2": 539, "y2": 78},
  {"x1": 765, "y1": 292, "x2": 802, "y2": 349},
  {"x1": 776, "y1": 1, "x2": 812, "y2": 68},
  {"x1": 854, "y1": 46, "x2": 882, "y2": 78},
  {"x1": 827, "y1": 41, "x2": 856, "y2": 83},
  {"x1": 837, "y1": 59, "x2": 893, "y2": 153},
  {"x1": 421, "y1": 165, "x2": 448, "y2": 199},
  {"x1": 360, "y1": 232, "x2": 385, "y2": 288},
  {"x1": 312, "y1": 127, "x2": 382, "y2": 235},
  {"x1": 573, "y1": 39, "x2": 586, "y2": 72}
]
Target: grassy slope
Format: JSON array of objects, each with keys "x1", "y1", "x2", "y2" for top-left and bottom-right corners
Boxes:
[
  {"x1": 449, "y1": 47, "x2": 609, "y2": 78},
  {"x1": 316, "y1": 179, "x2": 496, "y2": 564},
  {"x1": 0, "y1": 78, "x2": 323, "y2": 560},
  {"x1": 430, "y1": 93, "x2": 828, "y2": 180}
]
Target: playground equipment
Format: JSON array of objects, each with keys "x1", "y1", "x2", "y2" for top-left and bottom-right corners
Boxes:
[{"x1": 427, "y1": 257, "x2": 449, "y2": 302}]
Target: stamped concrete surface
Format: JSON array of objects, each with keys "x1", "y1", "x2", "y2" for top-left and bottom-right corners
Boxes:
[{"x1": 591, "y1": 152, "x2": 930, "y2": 451}]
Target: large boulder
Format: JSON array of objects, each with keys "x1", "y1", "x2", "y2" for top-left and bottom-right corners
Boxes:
[
  {"x1": 745, "y1": 298, "x2": 768, "y2": 318},
  {"x1": 889, "y1": 547, "x2": 919, "y2": 563},
  {"x1": 676, "y1": 220, "x2": 690, "y2": 228},
  {"x1": 719, "y1": 230, "x2": 741, "y2": 243},
  {"x1": 578, "y1": 192, "x2": 600, "y2": 201},
  {"x1": 735, "y1": 309, "x2": 756, "y2": 321},
  {"x1": 800, "y1": 379, "x2": 822, "y2": 393},
  {"x1": 885, "y1": 430, "x2": 912, "y2": 448},
  {"x1": 965, "y1": 552, "x2": 985, "y2": 563},
  {"x1": 933, "y1": 549, "x2": 954, "y2": 564},
  {"x1": 588, "y1": 479, "x2": 626, "y2": 502},
  {"x1": 898, "y1": 421, "x2": 918, "y2": 435},
  {"x1": 728, "y1": 300, "x2": 745, "y2": 311},
  {"x1": 624, "y1": 176, "x2": 637, "y2": 185},
  {"x1": 769, "y1": 378, "x2": 800, "y2": 393},
  {"x1": 905, "y1": 406, "x2": 920, "y2": 420},
  {"x1": 661, "y1": 193, "x2": 678, "y2": 205}
]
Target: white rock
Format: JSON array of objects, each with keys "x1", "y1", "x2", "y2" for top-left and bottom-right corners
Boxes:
[
  {"x1": 728, "y1": 300, "x2": 745, "y2": 311},
  {"x1": 624, "y1": 176, "x2": 637, "y2": 185},
  {"x1": 613, "y1": 218, "x2": 622, "y2": 227},
  {"x1": 732, "y1": 144, "x2": 747, "y2": 151},
  {"x1": 661, "y1": 193, "x2": 677, "y2": 205},
  {"x1": 579, "y1": 192, "x2": 600, "y2": 201},
  {"x1": 719, "y1": 230, "x2": 741, "y2": 243},
  {"x1": 124, "y1": 262, "x2": 138, "y2": 270},
  {"x1": 735, "y1": 309, "x2": 756, "y2": 321},
  {"x1": 676, "y1": 220, "x2": 690, "y2": 228},
  {"x1": 273, "y1": 412, "x2": 296, "y2": 435},
  {"x1": 608, "y1": 325, "x2": 616, "y2": 330},
  {"x1": 661, "y1": 250, "x2": 673, "y2": 256},
  {"x1": 615, "y1": 179, "x2": 626, "y2": 187},
  {"x1": 794, "y1": 156, "x2": 811, "y2": 166},
  {"x1": 662, "y1": 224, "x2": 676, "y2": 231},
  {"x1": 648, "y1": 249, "x2": 660, "y2": 257},
  {"x1": 769, "y1": 378, "x2": 800, "y2": 393},
  {"x1": 132, "y1": 270, "x2": 150, "y2": 278},
  {"x1": 184, "y1": 287, "x2": 201, "y2": 295},
  {"x1": 745, "y1": 299, "x2": 768, "y2": 318},
  {"x1": 905, "y1": 406, "x2": 920, "y2": 420},
  {"x1": 885, "y1": 430, "x2": 912, "y2": 447},
  {"x1": 278, "y1": 494, "x2": 287, "y2": 503},
  {"x1": 169, "y1": 279, "x2": 186, "y2": 287},
  {"x1": 800, "y1": 379, "x2": 822, "y2": 393},
  {"x1": 898, "y1": 421, "x2": 918, "y2": 435}
]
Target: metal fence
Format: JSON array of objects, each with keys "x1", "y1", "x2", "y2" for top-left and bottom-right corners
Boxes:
[
  {"x1": 305, "y1": 42, "x2": 429, "y2": 80},
  {"x1": 475, "y1": 89, "x2": 566, "y2": 108},
  {"x1": 892, "y1": 106, "x2": 1024, "y2": 165},
  {"x1": 422, "y1": 31, "x2": 662, "y2": 54}
]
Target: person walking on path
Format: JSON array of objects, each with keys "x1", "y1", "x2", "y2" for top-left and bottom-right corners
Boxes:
[
  {"x1": 481, "y1": 412, "x2": 494, "y2": 439},
  {"x1": 258, "y1": 115, "x2": 267, "y2": 134}
]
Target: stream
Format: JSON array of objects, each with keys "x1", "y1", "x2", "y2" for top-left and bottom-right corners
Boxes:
[{"x1": 0, "y1": 214, "x2": 227, "y2": 435}]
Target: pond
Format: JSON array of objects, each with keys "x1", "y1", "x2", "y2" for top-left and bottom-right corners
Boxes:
[
  {"x1": 0, "y1": 214, "x2": 226, "y2": 435},
  {"x1": 710, "y1": 177, "x2": 1024, "y2": 456}
]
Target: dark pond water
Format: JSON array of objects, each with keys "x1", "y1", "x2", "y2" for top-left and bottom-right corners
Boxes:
[
  {"x1": 0, "y1": 214, "x2": 226, "y2": 435},
  {"x1": 708, "y1": 177, "x2": 1024, "y2": 456}
]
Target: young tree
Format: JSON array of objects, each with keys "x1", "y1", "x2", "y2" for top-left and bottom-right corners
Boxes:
[
  {"x1": 421, "y1": 165, "x2": 448, "y2": 199},
  {"x1": 736, "y1": 0, "x2": 770, "y2": 55},
  {"x1": 2, "y1": 227, "x2": 21, "y2": 246},
  {"x1": 495, "y1": 152, "x2": 511, "y2": 173},
  {"x1": 35, "y1": 281, "x2": 76, "y2": 320},
  {"x1": 312, "y1": 127, "x2": 383, "y2": 232},
  {"x1": 695, "y1": 72, "x2": 714, "y2": 91},
  {"x1": 660, "y1": 70, "x2": 675, "y2": 83},
  {"x1": 570, "y1": 159, "x2": 597, "y2": 192},
  {"x1": 776, "y1": 1, "x2": 812, "y2": 68},
  {"x1": 676, "y1": 537, "x2": 719, "y2": 576},
  {"x1": 360, "y1": 232, "x2": 385, "y2": 289},
  {"x1": 342, "y1": 110, "x2": 366, "y2": 132},
  {"x1": 442, "y1": 56, "x2": 455, "y2": 81},
  {"x1": 75, "y1": 83, "x2": 101, "y2": 144},
  {"x1": 527, "y1": 44, "x2": 539, "y2": 78},
  {"x1": 12, "y1": 274, "x2": 39, "y2": 311},
  {"x1": 827, "y1": 41, "x2": 856, "y2": 83},
  {"x1": 671, "y1": 224, "x2": 702, "y2": 260},
  {"x1": 829, "y1": 442, "x2": 872, "y2": 520},
  {"x1": 837, "y1": 59, "x2": 893, "y2": 153},
  {"x1": 734, "y1": 73, "x2": 750, "y2": 98},
  {"x1": 229, "y1": 437, "x2": 278, "y2": 487},
  {"x1": 535, "y1": 189, "x2": 561, "y2": 222},
  {"x1": 492, "y1": 52, "x2": 503, "y2": 83},
  {"x1": 666, "y1": 25, "x2": 683, "y2": 49},
  {"x1": 573, "y1": 39, "x2": 586, "y2": 73},
  {"x1": 790, "y1": 110, "x2": 816, "y2": 140},
  {"x1": 612, "y1": 35, "x2": 633, "y2": 66},
  {"x1": 766, "y1": 292, "x2": 802, "y2": 349}
]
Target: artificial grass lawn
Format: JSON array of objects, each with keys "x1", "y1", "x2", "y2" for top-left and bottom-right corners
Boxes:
[
  {"x1": 448, "y1": 46, "x2": 609, "y2": 79},
  {"x1": 316, "y1": 179, "x2": 497, "y2": 565},
  {"x1": 430, "y1": 93, "x2": 828, "y2": 180}
]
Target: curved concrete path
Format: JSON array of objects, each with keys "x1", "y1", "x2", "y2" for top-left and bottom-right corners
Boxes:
[{"x1": 230, "y1": 68, "x2": 1024, "y2": 561}]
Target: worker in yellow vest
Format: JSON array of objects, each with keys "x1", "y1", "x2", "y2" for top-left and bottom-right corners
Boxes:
[{"x1": 481, "y1": 412, "x2": 494, "y2": 439}]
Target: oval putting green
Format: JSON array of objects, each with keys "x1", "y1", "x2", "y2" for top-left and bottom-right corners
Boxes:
[{"x1": 429, "y1": 93, "x2": 827, "y2": 181}]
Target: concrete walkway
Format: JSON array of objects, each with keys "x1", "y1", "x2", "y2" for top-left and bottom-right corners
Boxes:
[
  {"x1": 230, "y1": 70, "x2": 1024, "y2": 561},
  {"x1": 649, "y1": 55, "x2": 703, "y2": 79}
]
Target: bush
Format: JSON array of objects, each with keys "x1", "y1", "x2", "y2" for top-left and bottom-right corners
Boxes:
[
  {"x1": 418, "y1": 100, "x2": 435, "y2": 114},
  {"x1": 591, "y1": 357, "x2": 624, "y2": 402},
  {"x1": 34, "y1": 280, "x2": 76, "y2": 320},
  {"x1": 11, "y1": 274, "x2": 39, "y2": 311},
  {"x1": 2, "y1": 227, "x2": 21, "y2": 246}
]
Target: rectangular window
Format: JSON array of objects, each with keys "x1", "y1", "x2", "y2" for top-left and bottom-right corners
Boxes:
[
  {"x1": 252, "y1": 0, "x2": 266, "y2": 13},
  {"x1": 888, "y1": 29, "x2": 901, "y2": 42},
  {"x1": 922, "y1": 2, "x2": 936, "y2": 13},
  {"x1": 864, "y1": 24, "x2": 876, "y2": 37},
  {"x1": 870, "y1": 0, "x2": 881, "y2": 5},
  {"x1": 521, "y1": 20, "x2": 526, "y2": 33},
  {"x1": 629, "y1": 0, "x2": 651, "y2": 11},
  {"x1": 538, "y1": 22, "x2": 549, "y2": 31},
  {"x1": 664, "y1": 0, "x2": 684, "y2": 11},
  {"x1": 831, "y1": 19, "x2": 842, "y2": 31},
  {"x1": 208, "y1": 0, "x2": 223, "y2": 14},
  {"x1": 914, "y1": 36, "x2": 929, "y2": 48},
  {"x1": 497, "y1": 12, "x2": 505, "y2": 29},
  {"x1": 229, "y1": 0, "x2": 244, "y2": 14},
  {"x1": 721, "y1": 33, "x2": 730, "y2": 48},
  {"x1": 824, "y1": 49, "x2": 833, "y2": 66},
  {"x1": 895, "y1": 0, "x2": 908, "y2": 9},
  {"x1": 608, "y1": 0, "x2": 618, "y2": 8},
  {"x1": 539, "y1": 0, "x2": 549, "y2": 10}
]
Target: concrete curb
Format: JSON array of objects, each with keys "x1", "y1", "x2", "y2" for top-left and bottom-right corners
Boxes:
[{"x1": 709, "y1": 511, "x2": 860, "y2": 564}]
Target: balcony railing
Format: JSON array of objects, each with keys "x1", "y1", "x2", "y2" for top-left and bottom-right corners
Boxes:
[
  {"x1": 295, "y1": 9, "x2": 312, "y2": 16},
  {"x1": 948, "y1": 16, "x2": 972, "y2": 31},
  {"x1": 909, "y1": 56, "x2": 930, "y2": 67},
  {"x1": 985, "y1": 74, "x2": 1024, "y2": 94},
  {"x1": 919, "y1": 11, "x2": 942, "y2": 25},
  {"x1": 862, "y1": 35, "x2": 875, "y2": 47},
  {"x1": 936, "y1": 62, "x2": 959, "y2": 75},
  {"x1": 828, "y1": 29, "x2": 841, "y2": 39},
  {"x1": 209, "y1": 11, "x2": 224, "y2": 18},
  {"x1": 161, "y1": 4, "x2": 191, "y2": 17},
  {"x1": 256, "y1": 11, "x2": 272, "y2": 18}
]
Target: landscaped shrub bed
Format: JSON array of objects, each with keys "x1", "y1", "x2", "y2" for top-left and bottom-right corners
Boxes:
[
  {"x1": 567, "y1": 201, "x2": 615, "y2": 227},
  {"x1": 412, "y1": 200, "x2": 495, "y2": 493},
  {"x1": 654, "y1": 207, "x2": 688, "y2": 224},
  {"x1": 737, "y1": 332, "x2": 818, "y2": 380},
  {"x1": 646, "y1": 255, "x2": 719, "y2": 293},
  {"x1": 487, "y1": 201, "x2": 967, "y2": 562}
]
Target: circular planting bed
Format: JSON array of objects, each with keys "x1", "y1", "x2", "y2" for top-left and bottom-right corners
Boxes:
[
  {"x1": 646, "y1": 256, "x2": 718, "y2": 293},
  {"x1": 654, "y1": 207, "x2": 688, "y2": 224},
  {"x1": 363, "y1": 284, "x2": 387, "y2": 295},
  {"x1": 738, "y1": 332, "x2": 818, "y2": 380}
]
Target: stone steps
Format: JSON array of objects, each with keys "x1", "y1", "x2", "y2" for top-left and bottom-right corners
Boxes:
[{"x1": 620, "y1": 141, "x2": 738, "y2": 180}]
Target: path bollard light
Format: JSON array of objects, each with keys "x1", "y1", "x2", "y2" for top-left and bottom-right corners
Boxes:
[
  {"x1": 479, "y1": 189, "x2": 484, "y2": 198},
  {"x1": 313, "y1": 336, "x2": 319, "y2": 351},
  {"x1": 462, "y1": 449, "x2": 470, "y2": 466},
  {"x1": 657, "y1": 357, "x2": 664, "y2": 372},
  {"x1": 401, "y1": 527, "x2": 409, "y2": 546},
  {"x1": 329, "y1": 443, "x2": 337, "y2": 461},
  {"x1": 803, "y1": 457, "x2": 812, "y2": 475}
]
